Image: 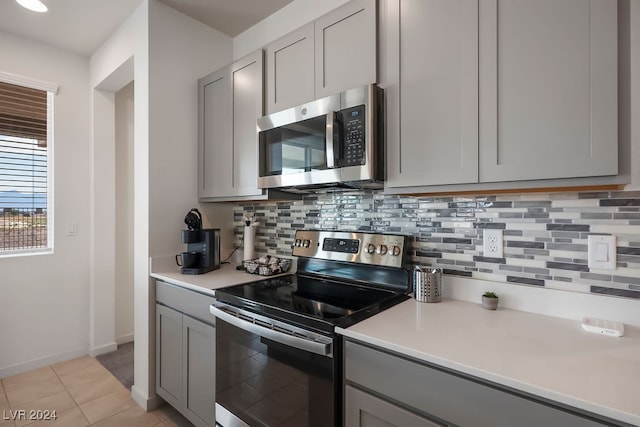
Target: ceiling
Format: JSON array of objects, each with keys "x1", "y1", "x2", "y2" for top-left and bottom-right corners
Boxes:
[{"x1": 0, "y1": 0, "x2": 293, "y2": 57}]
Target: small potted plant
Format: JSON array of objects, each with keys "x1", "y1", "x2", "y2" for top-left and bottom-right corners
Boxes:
[{"x1": 482, "y1": 291, "x2": 499, "y2": 310}]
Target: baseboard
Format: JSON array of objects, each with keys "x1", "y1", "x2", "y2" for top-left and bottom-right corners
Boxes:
[
  {"x1": 0, "y1": 347, "x2": 88, "y2": 379},
  {"x1": 131, "y1": 385, "x2": 164, "y2": 411},
  {"x1": 89, "y1": 342, "x2": 118, "y2": 357},
  {"x1": 116, "y1": 333, "x2": 134, "y2": 345}
]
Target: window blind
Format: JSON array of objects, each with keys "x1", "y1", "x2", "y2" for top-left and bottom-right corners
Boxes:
[{"x1": 0, "y1": 80, "x2": 51, "y2": 252}]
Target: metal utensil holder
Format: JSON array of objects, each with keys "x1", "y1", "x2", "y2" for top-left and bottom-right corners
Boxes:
[{"x1": 413, "y1": 267, "x2": 442, "y2": 303}]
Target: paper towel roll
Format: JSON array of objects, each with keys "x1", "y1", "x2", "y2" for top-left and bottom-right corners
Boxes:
[{"x1": 243, "y1": 226, "x2": 256, "y2": 260}]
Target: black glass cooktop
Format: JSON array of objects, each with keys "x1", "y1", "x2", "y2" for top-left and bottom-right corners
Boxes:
[{"x1": 214, "y1": 274, "x2": 409, "y2": 334}]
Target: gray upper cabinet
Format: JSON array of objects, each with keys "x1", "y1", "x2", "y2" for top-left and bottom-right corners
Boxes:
[
  {"x1": 264, "y1": 0, "x2": 377, "y2": 115},
  {"x1": 198, "y1": 50, "x2": 265, "y2": 201},
  {"x1": 315, "y1": 0, "x2": 378, "y2": 99},
  {"x1": 231, "y1": 50, "x2": 265, "y2": 197},
  {"x1": 478, "y1": 0, "x2": 618, "y2": 182},
  {"x1": 384, "y1": 0, "x2": 618, "y2": 191},
  {"x1": 265, "y1": 23, "x2": 315, "y2": 114},
  {"x1": 199, "y1": 67, "x2": 232, "y2": 199},
  {"x1": 385, "y1": 0, "x2": 479, "y2": 188}
]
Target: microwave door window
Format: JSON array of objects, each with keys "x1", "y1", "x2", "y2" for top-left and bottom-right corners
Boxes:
[{"x1": 261, "y1": 116, "x2": 329, "y2": 176}]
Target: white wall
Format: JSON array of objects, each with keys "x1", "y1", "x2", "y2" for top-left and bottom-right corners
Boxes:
[
  {"x1": 0, "y1": 32, "x2": 91, "y2": 377},
  {"x1": 89, "y1": 0, "x2": 232, "y2": 409},
  {"x1": 148, "y1": 0, "x2": 232, "y2": 259},
  {"x1": 115, "y1": 82, "x2": 135, "y2": 344},
  {"x1": 232, "y1": 0, "x2": 349, "y2": 60}
]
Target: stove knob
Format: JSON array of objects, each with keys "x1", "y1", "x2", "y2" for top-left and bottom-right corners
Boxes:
[
  {"x1": 377, "y1": 244, "x2": 388, "y2": 255},
  {"x1": 295, "y1": 239, "x2": 302, "y2": 247},
  {"x1": 365, "y1": 243, "x2": 376, "y2": 254},
  {"x1": 391, "y1": 246, "x2": 401, "y2": 256},
  {"x1": 303, "y1": 239, "x2": 311, "y2": 248}
]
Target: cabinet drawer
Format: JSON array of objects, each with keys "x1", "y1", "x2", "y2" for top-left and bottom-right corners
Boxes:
[
  {"x1": 345, "y1": 340, "x2": 612, "y2": 427},
  {"x1": 156, "y1": 281, "x2": 216, "y2": 326}
]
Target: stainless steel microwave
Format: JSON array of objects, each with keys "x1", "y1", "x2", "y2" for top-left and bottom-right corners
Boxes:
[{"x1": 257, "y1": 84, "x2": 384, "y2": 193}]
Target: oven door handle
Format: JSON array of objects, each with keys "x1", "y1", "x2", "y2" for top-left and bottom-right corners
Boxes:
[{"x1": 210, "y1": 304, "x2": 333, "y2": 357}]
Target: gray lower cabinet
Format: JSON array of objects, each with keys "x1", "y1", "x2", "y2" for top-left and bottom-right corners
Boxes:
[
  {"x1": 156, "y1": 281, "x2": 216, "y2": 427},
  {"x1": 344, "y1": 340, "x2": 618, "y2": 427},
  {"x1": 345, "y1": 385, "x2": 443, "y2": 427}
]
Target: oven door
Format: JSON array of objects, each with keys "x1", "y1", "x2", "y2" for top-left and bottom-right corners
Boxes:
[{"x1": 211, "y1": 302, "x2": 336, "y2": 427}]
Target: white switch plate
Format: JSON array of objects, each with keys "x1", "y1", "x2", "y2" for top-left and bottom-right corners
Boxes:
[
  {"x1": 483, "y1": 229, "x2": 503, "y2": 258},
  {"x1": 587, "y1": 235, "x2": 616, "y2": 270},
  {"x1": 66, "y1": 221, "x2": 78, "y2": 237}
]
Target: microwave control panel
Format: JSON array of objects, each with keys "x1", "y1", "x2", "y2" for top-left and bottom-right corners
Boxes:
[{"x1": 341, "y1": 105, "x2": 366, "y2": 167}]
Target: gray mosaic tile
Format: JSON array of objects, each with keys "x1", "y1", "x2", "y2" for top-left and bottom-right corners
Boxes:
[
  {"x1": 617, "y1": 247, "x2": 640, "y2": 255},
  {"x1": 600, "y1": 199, "x2": 640, "y2": 207},
  {"x1": 581, "y1": 212, "x2": 613, "y2": 220},
  {"x1": 507, "y1": 276, "x2": 545, "y2": 286},
  {"x1": 546, "y1": 261, "x2": 589, "y2": 272},
  {"x1": 590, "y1": 286, "x2": 640, "y2": 299},
  {"x1": 612, "y1": 275, "x2": 640, "y2": 285},
  {"x1": 546, "y1": 243, "x2": 588, "y2": 252},
  {"x1": 499, "y1": 265, "x2": 523, "y2": 272},
  {"x1": 507, "y1": 241, "x2": 545, "y2": 249},
  {"x1": 580, "y1": 273, "x2": 612, "y2": 281},
  {"x1": 546, "y1": 224, "x2": 590, "y2": 232},
  {"x1": 233, "y1": 190, "x2": 640, "y2": 300}
]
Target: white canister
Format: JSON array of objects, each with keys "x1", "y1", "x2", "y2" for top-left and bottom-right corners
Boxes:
[{"x1": 243, "y1": 225, "x2": 256, "y2": 260}]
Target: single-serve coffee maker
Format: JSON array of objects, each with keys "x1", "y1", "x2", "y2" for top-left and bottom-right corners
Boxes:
[{"x1": 176, "y1": 208, "x2": 220, "y2": 275}]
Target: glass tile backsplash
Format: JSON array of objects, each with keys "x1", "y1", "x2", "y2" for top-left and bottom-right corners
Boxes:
[{"x1": 233, "y1": 190, "x2": 640, "y2": 300}]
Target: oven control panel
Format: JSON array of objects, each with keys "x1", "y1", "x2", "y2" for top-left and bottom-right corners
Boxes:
[{"x1": 292, "y1": 230, "x2": 407, "y2": 268}]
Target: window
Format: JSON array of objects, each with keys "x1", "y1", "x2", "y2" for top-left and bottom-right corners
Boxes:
[{"x1": 0, "y1": 76, "x2": 55, "y2": 255}]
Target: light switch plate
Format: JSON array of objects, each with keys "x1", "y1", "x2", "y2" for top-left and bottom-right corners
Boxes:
[
  {"x1": 587, "y1": 235, "x2": 616, "y2": 270},
  {"x1": 66, "y1": 221, "x2": 78, "y2": 237}
]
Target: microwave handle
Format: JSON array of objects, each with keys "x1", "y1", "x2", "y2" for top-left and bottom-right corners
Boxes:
[{"x1": 326, "y1": 111, "x2": 336, "y2": 168}]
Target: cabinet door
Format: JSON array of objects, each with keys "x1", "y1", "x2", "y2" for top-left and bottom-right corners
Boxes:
[
  {"x1": 385, "y1": 0, "x2": 479, "y2": 188},
  {"x1": 156, "y1": 304, "x2": 183, "y2": 409},
  {"x1": 479, "y1": 0, "x2": 618, "y2": 182},
  {"x1": 315, "y1": 0, "x2": 377, "y2": 98},
  {"x1": 345, "y1": 385, "x2": 443, "y2": 427},
  {"x1": 231, "y1": 50, "x2": 265, "y2": 197},
  {"x1": 182, "y1": 316, "x2": 216, "y2": 427},
  {"x1": 265, "y1": 23, "x2": 315, "y2": 114},
  {"x1": 198, "y1": 67, "x2": 232, "y2": 199}
]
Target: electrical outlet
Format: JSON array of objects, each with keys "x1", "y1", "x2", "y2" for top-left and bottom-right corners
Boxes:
[{"x1": 483, "y1": 229, "x2": 503, "y2": 258}]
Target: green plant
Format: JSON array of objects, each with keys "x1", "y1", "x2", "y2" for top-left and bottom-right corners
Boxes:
[{"x1": 483, "y1": 291, "x2": 498, "y2": 298}]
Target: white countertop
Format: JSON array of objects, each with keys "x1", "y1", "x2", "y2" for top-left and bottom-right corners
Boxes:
[
  {"x1": 150, "y1": 257, "x2": 294, "y2": 296},
  {"x1": 337, "y1": 298, "x2": 640, "y2": 426}
]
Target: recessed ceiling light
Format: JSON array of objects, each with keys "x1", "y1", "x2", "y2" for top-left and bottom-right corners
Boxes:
[{"x1": 16, "y1": 0, "x2": 48, "y2": 13}]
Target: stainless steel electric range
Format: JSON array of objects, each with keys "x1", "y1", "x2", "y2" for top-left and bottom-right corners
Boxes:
[{"x1": 210, "y1": 230, "x2": 411, "y2": 427}]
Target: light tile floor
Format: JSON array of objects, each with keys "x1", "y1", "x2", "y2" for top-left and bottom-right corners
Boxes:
[{"x1": 1, "y1": 356, "x2": 194, "y2": 427}]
